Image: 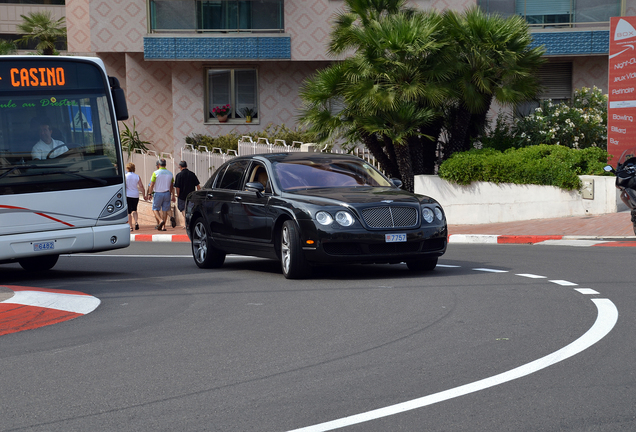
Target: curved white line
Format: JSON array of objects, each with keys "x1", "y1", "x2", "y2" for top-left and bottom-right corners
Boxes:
[{"x1": 289, "y1": 298, "x2": 618, "y2": 432}]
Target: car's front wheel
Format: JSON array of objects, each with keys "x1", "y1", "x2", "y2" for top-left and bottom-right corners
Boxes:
[
  {"x1": 406, "y1": 257, "x2": 438, "y2": 272},
  {"x1": 191, "y1": 217, "x2": 225, "y2": 269},
  {"x1": 280, "y1": 220, "x2": 311, "y2": 279}
]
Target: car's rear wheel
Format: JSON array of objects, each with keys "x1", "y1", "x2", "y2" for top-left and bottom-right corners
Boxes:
[
  {"x1": 18, "y1": 254, "x2": 59, "y2": 271},
  {"x1": 280, "y1": 220, "x2": 311, "y2": 279},
  {"x1": 406, "y1": 257, "x2": 438, "y2": 272},
  {"x1": 192, "y1": 217, "x2": 225, "y2": 269}
]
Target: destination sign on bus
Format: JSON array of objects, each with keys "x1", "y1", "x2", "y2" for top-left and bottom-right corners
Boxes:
[{"x1": 0, "y1": 60, "x2": 104, "y2": 92}]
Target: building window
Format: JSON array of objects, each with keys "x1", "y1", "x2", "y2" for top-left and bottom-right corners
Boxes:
[
  {"x1": 149, "y1": 0, "x2": 284, "y2": 33},
  {"x1": 206, "y1": 68, "x2": 258, "y2": 123},
  {"x1": 516, "y1": 62, "x2": 572, "y2": 116}
]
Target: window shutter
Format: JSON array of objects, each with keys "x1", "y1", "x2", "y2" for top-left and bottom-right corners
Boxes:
[
  {"x1": 515, "y1": 0, "x2": 571, "y2": 16},
  {"x1": 538, "y1": 62, "x2": 572, "y2": 100}
]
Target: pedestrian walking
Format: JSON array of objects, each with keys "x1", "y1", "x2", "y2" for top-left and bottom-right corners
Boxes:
[
  {"x1": 147, "y1": 159, "x2": 174, "y2": 231},
  {"x1": 174, "y1": 160, "x2": 201, "y2": 228},
  {"x1": 125, "y1": 162, "x2": 146, "y2": 231}
]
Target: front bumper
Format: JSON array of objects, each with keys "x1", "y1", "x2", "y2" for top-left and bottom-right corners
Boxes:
[
  {"x1": 297, "y1": 219, "x2": 447, "y2": 265},
  {"x1": 0, "y1": 224, "x2": 131, "y2": 261}
]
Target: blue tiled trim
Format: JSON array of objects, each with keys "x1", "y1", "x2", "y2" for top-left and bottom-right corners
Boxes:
[
  {"x1": 530, "y1": 30, "x2": 609, "y2": 56},
  {"x1": 144, "y1": 36, "x2": 291, "y2": 60}
]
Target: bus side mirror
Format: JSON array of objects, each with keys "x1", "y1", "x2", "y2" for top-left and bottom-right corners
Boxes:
[{"x1": 109, "y1": 76, "x2": 129, "y2": 121}]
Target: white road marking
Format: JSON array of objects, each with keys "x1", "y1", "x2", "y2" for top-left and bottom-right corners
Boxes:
[
  {"x1": 549, "y1": 280, "x2": 578, "y2": 286},
  {"x1": 537, "y1": 240, "x2": 609, "y2": 247},
  {"x1": 473, "y1": 268, "x2": 508, "y2": 273},
  {"x1": 287, "y1": 299, "x2": 618, "y2": 432},
  {"x1": 3, "y1": 291, "x2": 101, "y2": 314},
  {"x1": 516, "y1": 273, "x2": 547, "y2": 279},
  {"x1": 437, "y1": 264, "x2": 461, "y2": 268},
  {"x1": 575, "y1": 288, "x2": 600, "y2": 295}
]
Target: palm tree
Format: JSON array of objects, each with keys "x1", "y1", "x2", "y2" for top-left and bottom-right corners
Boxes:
[
  {"x1": 441, "y1": 7, "x2": 545, "y2": 158},
  {"x1": 300, "y1": 2, "x2": 453, "y2": 191},
  {"x1": 16, "y1": 11, "x2": 66, "y2": 55},
  {"x1": 299, "y1": 1, "x2": 544, "y2": 190},
  {"x1": 0, "y1": 39, "x2": 17, "y2": 55}
]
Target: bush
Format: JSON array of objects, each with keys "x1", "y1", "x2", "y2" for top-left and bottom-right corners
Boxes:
[
  {"x1": 185, "y1": 123, "x2": 318, "y2": 154},
  {"x1": 437, "y1": 145, "x2": 610, "y2": 190},
  {"x1": 478, "y1": 86, "x2": 608, "y2": 151}
]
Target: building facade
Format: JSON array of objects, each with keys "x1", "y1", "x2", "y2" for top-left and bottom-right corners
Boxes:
[{"x1": 11, "y1": 0, "x2": 631, "y2": 154}]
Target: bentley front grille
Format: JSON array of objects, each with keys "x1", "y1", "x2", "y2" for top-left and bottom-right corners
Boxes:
[{"x1": 361, "y1": 206, "x2": 418, "y2": 229}]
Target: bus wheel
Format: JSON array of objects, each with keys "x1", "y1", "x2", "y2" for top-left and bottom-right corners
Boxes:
[{"x1": 18, "y1": 255, "x2": 59, "y2": 271}]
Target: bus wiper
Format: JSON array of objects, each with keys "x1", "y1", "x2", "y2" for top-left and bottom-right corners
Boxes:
[
  {"x1": 42, "y1": 170, "x2": 108, "y2": 185},
  {"x1": 0, "y1": 165, "x2": 39, "y2": 180}
]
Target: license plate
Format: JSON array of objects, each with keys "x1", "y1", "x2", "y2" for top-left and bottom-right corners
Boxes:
[
  {"x1": 33, "y1": 241, "x2": 55, "y2": 252},
  {"x1": 385, "y1": 233, "x2": 406, "y2": 243}
]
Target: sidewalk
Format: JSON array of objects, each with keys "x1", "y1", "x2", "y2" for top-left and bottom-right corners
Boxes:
[{"x1": 128, "y1": 211, "x2": 636, "y2": 244}]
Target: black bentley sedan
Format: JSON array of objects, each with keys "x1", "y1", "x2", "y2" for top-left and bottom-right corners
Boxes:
[{"x1": 185, "y1": 152, "x2": 447, "y2": 279}]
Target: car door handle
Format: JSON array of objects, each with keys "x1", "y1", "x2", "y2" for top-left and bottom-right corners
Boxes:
[
  {"x1": 206, "y1": 193, "x2": 214, "y2": 198},
  {"x1": 234, "y1": 196, "x2": 243, "y2": 202}
]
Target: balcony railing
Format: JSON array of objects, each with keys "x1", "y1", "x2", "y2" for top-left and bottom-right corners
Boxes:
[
  {"x1": 148, "y1": 0, "x2": 284, "y2": 33},
  {"x1": 478, "y1": 0, "x2": 621, "y2": 29}
]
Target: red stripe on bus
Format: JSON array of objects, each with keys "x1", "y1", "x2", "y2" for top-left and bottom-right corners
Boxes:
[{"x1": 0, "y1": 205, "x2": 74, "y2": 227}]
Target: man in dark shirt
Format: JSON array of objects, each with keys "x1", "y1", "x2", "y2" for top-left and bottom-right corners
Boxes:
[{"x1": 174, "y1": 161, "x2": 201, "y2": 228}]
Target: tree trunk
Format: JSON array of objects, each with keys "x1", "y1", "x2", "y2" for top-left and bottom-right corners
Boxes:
[
  {"x1": 394, "y1": 143, "x2": 415, "y2": 192},
  {"x1": 361, "y1": 132, "x2": 400, "y2": 179},
  {"x1": 444, "y1": 105, "x2": 473, "y2": 160}
]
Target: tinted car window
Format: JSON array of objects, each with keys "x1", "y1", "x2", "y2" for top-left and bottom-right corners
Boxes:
[
  {"x1": 217, "y1": 160, "x2": 249, "y2": 190},
  {"x1": 273, "y1": 159, "x2": 392, "y2": 191}
]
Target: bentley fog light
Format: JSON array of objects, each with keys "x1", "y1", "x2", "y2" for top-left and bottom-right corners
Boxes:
[
  {"x1": 316, "y1": 211, "x2": 333, "y2": 226},
  {"x1": 422, "y1": 207, "x2": 434, "y2": 223},
  {"x1": 335, "y1": 211, "x2": 354, "y2": 227}
]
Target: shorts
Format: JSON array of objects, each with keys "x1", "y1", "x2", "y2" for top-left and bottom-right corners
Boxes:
[
  {"x1": 126, "y1": 197, "x2": 139, "y2": 214},
  {"x1": 152, "y1": 191, "x2": 171, "y2": 212},
  {"x1": 177, "y1": 198, "x2": 186, "y2": 212}
]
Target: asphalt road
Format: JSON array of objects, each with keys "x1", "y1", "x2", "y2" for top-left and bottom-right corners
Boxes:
[{"x1": 0, "y1": 243, "x2": 634, "y2": 431}]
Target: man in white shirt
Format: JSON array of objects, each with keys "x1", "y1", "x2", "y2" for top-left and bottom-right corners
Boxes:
[{"x1": 31, "y1": 120, "x2": 68, "y2": 160}]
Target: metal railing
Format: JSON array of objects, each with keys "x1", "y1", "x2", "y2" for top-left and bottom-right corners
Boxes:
[{"x1": 126, "y1": 137, "x2": 385, "y2": 187}]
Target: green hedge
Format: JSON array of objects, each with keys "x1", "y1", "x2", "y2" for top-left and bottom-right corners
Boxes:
[{"x1": 437, "y1": 145, "x2": 610, "y2": 191}]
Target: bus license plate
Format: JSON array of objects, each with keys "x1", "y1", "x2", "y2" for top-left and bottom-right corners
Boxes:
[
  {"x1": 385, "y1": 234, "x2": 406, "y2": 243},
  {"x1": 33, "y1": 241, "x2": 55, "y2": 252}
]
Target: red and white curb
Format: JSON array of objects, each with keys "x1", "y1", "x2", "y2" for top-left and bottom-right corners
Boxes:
[
  {"x1": 129, "y1": 233, "x2": 636, "y2": 247},
  {"x1": 131, "y1": 234, "x2": 189, "y2": 242},
  {"x1": 0, "y1": 286, "x2": 100, "y2": 336},
  {"x1": 448, "y1": 234, "x2": 636, "y2": 247}
]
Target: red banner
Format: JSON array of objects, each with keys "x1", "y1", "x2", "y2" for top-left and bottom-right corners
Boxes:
[{"x1": 608, "y1": 17, "x2": 636, "y2": 165}]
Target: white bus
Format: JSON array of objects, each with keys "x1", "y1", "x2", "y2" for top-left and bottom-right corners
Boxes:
[{"x1": 0, "y1": 56, "x2": 130, "y2": 271}]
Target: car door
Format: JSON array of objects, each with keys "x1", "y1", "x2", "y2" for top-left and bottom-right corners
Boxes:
[
  {"x1": 202, "y1": 159, "x2": 249, "y2": 250},
  {"x1": 230, "y1": 162, "x2": 274, "y2": 251}
]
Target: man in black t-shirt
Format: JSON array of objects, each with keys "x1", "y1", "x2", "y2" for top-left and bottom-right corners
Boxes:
[{"x1": 174, "y1": 161, "x2": 201, "y2": 228}]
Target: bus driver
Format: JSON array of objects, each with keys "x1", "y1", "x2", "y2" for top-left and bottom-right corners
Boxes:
[{"x1": 31, "y1": 119, "x2": 68, "y2": 160}]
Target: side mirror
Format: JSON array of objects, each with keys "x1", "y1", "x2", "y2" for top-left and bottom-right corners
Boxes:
[
  {"x1": 390, "y1": 178, "x2": 403, "y2": 188},
  {"x1": 109, "y1": 76, "x2": 129, "y2": 121},
  {"x1": 604, "y1": 165, "x2": 615, "y2": 173},
  {"x1": 245, "y1": 181, "x2": 265, "y2": 195}
]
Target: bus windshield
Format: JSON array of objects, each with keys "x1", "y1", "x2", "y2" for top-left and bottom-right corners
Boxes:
[{"x1": 0, "y1": 60, "x2": 121, "y2": 195}]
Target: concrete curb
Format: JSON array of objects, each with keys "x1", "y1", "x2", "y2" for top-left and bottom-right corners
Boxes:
[{"x1": 131, "y1": 233, "x2": 636, "y2": 245}]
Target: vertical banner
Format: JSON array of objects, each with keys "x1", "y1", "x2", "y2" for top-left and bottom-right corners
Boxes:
[{"x1": 608, "y1": 17, "x2": 636, "y2": 165}]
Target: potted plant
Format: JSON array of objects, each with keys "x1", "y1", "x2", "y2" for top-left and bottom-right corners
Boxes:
[
  {"x1": 120, "y1": 117, "x2": 150, "y2": 158},
  {"x1": 212, "y1": 104, "x2": 231, "y2": 122},
  {"x1": 241, "y1": 107, "x2": 257, "y2": 123}
]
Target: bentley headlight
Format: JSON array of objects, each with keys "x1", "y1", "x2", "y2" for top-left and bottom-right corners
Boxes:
[
  {"x1": 422, "y1": 207, "x2": 434, "y2": 223},
  {"x1": 434, "y1": 207, "x2": 443, "y2": 221},
  {"x1": 335, "y1": 211, "x2": 354, "y2": 227},
  {"x1": 315, "y1": 211, "x2": 333, "y2": 226}
]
